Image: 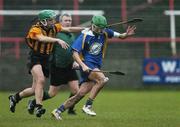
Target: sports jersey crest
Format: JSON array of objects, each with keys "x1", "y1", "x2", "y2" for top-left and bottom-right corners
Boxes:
[{"x1": 89, "y1": 42, "x2": 102, "y2": 55}]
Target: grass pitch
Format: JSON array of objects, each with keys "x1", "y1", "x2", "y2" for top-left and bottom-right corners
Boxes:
[{"x1": 0, "y1": 90, "x2": 180, "y2": 127}]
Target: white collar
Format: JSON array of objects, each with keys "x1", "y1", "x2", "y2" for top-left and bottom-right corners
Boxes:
[{"x1": 81, "y1": 28, "x2": 94, "y2": 36}]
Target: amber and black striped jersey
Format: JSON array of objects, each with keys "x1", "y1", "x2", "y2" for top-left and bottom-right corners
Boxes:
[{"x1": 26, "y1": 22, "x2": 62, "y2": 55}]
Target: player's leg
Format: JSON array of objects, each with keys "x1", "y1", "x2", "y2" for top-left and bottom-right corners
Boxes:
[
  {"x1": 67, "y1": 80, "x2": 79, "y2": 115},
  {"x1": 66, "y1": 68, "x2": 80, "y2": 115},
  {"x1": 48, "y1": 65, "x2": 65, "y2": 98},
  {"x1": 28, "y1": 64, "x2": 62, "y2": 115},
  {"x1": 27, "y1": 85, "x2": 59, "y2": 114},
  {"x1": 51, "y1": 81, "x2": 93, "y2": 120},
  {"x1": 9, "y1": 78, "x2": 36, "y2": 113},
  {"x1": 50, "y1": 65, "x2": 80, "y2": 115},
  {"x1": 82, "y1": 68, "x2": 109, "y2": 116},
  {"x1": 31, "y1": 64, "x2": 46, "y2": 117},
  {"x1": 9, "y1": 51, "x2": 37, "y2": 113},
  {"x1": 88, "y1": 68, "x2": 109, "y2": 99}
]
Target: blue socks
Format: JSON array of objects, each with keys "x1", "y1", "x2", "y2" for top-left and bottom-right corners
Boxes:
[
  {"x1": 85, "y1": 98, "x2": 94, "y2": 106},
  {"x1": 58, "y1": 104, "x2": 65, "y2": 112}
]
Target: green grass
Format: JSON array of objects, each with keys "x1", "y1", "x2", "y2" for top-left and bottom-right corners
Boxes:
[{"x1": 1, "y1": 90, "x2": 180, "y2": 127}]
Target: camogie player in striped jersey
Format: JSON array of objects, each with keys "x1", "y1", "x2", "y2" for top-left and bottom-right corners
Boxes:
[{"x1": 8, "y1": 10, "x2": 84, "y2": 117}]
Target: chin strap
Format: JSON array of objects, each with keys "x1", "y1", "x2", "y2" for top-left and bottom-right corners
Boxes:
[{"x1": 40, "y1": 19, "x2": 48, "y2": 26}]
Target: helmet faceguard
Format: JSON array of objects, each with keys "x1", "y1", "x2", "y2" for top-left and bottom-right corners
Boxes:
[
  {"x1": 91, "y1": 15, "x2": 107, "y2": 34},
  {"x1": 38, "y1": 10, "x2": 56, "y2": 28}
]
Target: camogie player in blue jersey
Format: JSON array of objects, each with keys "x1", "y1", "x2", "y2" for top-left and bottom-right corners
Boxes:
[{"x1": 51, "y1": 15, "x2": 136, "y2": 120}]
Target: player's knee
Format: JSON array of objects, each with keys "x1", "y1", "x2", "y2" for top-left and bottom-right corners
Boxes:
[
  {"x1": 98, "y1": 77, "x2": 109, "y2": 85},
  {"x1": 36, "y1": 77, "x2": 45, "y2": 85},
  {"x1": 48, "y1": 92, "x2": 56, "y2": 98},
  {"x1": 76, "y1": 91, "x2": 86, "y2": 98},
  {"x1": 103, "y1": 77, "x2": 109, "y2": 83},
  {"x1": 31, "y1": 86, "x2": 36, "y2": 91},
  {"x1": 71, "y1": 88, "x2": 78, "y2": 95}
]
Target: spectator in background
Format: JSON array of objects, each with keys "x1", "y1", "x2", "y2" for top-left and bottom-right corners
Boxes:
[
  {"x1": 8, "y1": 10, "x2": 84, "y2": 118},
  {"x1": 51, "y1": 15, "x2": 136, "y2": 120},
  {"x1": 27, "y1": 13, "x2": 80, "y2": 115}
]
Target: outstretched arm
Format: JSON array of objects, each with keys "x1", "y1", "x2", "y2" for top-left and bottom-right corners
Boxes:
[
  {"x1": 61, "y1": 26, "x2": 85, "y2": 33},
  {"x1": 35, "y1": 34, "x2": 69, "y2": 49},
  {"x1": 114, "y1": 25, "x2": 136, "y2": 39}
]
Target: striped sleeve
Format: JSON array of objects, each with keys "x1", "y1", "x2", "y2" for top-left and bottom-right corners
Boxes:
[
  {"x1": 55, "y1": 23, "x2": 62, "y2": 32},
  {"x1": 28, "y1": 27, "x2": 42, "y2": 39}
]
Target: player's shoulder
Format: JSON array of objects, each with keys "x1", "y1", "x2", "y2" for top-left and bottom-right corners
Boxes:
[
  {"x1": 29, "y1": 24, "x2": 41, "y2": 33},
  {"x1": 29, "y1": 22, "x2": 41, "y2": 30},
  {"x1": 54, "y1": 23, "x2": 62, "y2": 31},
  {"x1": 81, "y1": 28, "x2": 94, "y2": 37},
  {"x1": 54, "y1": 23, "x2": 61, "y2": 27},
  {"x1": 104, "y1": 28, "x2": 114, "y2": 33}
]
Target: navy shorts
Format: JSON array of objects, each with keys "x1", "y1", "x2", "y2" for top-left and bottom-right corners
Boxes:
[{"x1": 79, "y1": 61, "x2": 101, "y2": 84}]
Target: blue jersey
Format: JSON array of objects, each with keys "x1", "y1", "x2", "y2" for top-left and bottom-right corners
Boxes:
[{"x1": 72, "y1": 28, "x2": 114, "y2": 68}]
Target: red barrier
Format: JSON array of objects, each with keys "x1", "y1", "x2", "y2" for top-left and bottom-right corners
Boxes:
[
  {"x1": 0, "y1": 37, "x2": 24, "y2": 59},
  {"x1": 0, "y1": 37, "x2": 180, "y2": 59},
  {"x1": 109, "y1": 37, "x2": 180, "y2": 58},
  {"x1": 109, "y1": 37, "x2": 180, "y2": 43}
]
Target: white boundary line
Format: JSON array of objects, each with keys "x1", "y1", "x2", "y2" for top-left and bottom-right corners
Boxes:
[
  {"x1": 0, "y1": 10, "x2": 104, "y2": 16},
  {"x1": 164, "y1": 10, "x2": 180, "y2": 15}
]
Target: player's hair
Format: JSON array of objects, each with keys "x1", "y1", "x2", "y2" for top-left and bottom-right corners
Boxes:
[
  {"x1": 24, "y1": 16, "x2": 38, "y2": 37},
  {"x1": 59, "y1": 13, "x2": 72, "y2": 22}
]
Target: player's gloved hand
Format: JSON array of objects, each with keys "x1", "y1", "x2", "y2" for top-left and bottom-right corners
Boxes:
[
  {"x1": 82, "y1": 65, "x2": 91, "y2": 73},
  {"x1": 57, "y1": 39, "x2": 69, "y2": 49},
  {"x1": 72, "y1": 61, "x2": 80, "y2": 69}
]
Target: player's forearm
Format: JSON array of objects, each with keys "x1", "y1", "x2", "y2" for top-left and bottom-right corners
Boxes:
[
  {"x1": 118, "y1": 33, "x2": 128, "y2": 39},
  {"x1": 114, "y1": 31, "x2": 127, "y2": 39},
  {"x1": 72, "y1": 51, "x2": 86, "y2": 68},
  {"x1": 62, "y1": 27, "x2": 85, "y2": 33},
  {"x1": 36, "y1": 35, "x2": 59, "y2": 43}
]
